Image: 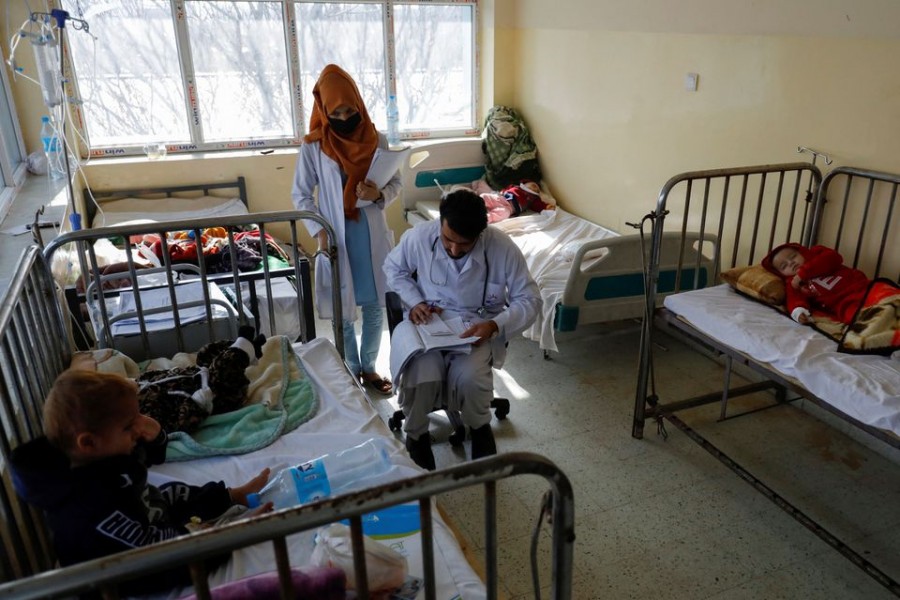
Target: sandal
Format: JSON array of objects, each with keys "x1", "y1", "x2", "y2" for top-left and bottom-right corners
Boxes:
[{"x1": 361, "y1": 373, "x2": 393, "y2": 395}]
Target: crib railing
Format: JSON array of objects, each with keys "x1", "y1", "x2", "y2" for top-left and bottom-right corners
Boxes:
[
  {"x1": 0, "y1": 246, "x2": 70, "y2": 581},
  {"x1": 43, "y1": 210, "x2": 342, "y2": 361},
  {"x1": 0, "y1": 452, "x2": 575, "y2": 600}
]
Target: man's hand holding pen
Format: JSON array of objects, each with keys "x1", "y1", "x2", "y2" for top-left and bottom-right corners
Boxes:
[{"x1": 410, "y1": 301, "x2": 442, "y2": 325}]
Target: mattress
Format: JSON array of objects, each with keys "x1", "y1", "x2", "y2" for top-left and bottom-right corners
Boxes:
[
  {"x1": 664, "y1": 284, "x2": 900, "y2": 436},
  {"x1": 148, "y1": 337, "x2": 484, "y2": 599},
  {"x1": 93, "y1": 196, "x2": 248, "y2": 228},
  {"x1": 493, "y1": 208, "x2": 619, "y2": 351}
]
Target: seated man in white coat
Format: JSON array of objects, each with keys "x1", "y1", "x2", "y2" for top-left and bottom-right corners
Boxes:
[{"x1": 384, "y1": 190, "x2": 541, "y2": 470}]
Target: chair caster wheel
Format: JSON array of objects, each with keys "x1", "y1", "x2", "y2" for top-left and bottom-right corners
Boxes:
[
  {"x1": 493, "y1": 398, "x2": 510, "y2": 420},
  {"x1": 449, "y1": 426, "x2": 466, "y2": 447},
  {"x1": 388, "y1": 409, "x2": 405, "y2": 432}
]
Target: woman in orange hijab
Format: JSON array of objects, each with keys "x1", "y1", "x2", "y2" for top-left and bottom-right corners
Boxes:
[{"x1": 292, "y1": 65, "x2": 402, "y2": 395}]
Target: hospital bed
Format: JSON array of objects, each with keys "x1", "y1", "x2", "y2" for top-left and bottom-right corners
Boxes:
[
  {"x1": 0, "y1": 226, "x2": 576, "y2": 598},
  {"x1": 76, "y1": 177, "x2": 308, "y2": 343},
  {"x1": 632, "y1": 162, "x2": 900, "y2": 595},
  {"x1": 401, "y1": 138, "x2": 714, "y2": 356}
]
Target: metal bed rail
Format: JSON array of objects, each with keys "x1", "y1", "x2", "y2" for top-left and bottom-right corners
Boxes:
[
  {"x1": 633, "y1": 162, "x2": 822, "y2": 438},
  {"x1": 812, "y1": 166, "x2": 900, "y2": 282},
  {"x1": 0, "y1": 451, "x2": 575, "y2": 600},
  {"x1": 83, "y1": 176, "x2": 249, "y2": 228},
  {"x1": 0, "y1": 247, "x2": 71, "y2": 581},
  {"x1": 631, "y1": 162, "x2": 900, "y2": 597},
  {"x1": 43, "y1": 210, "x2": 343, "y2": 361}
]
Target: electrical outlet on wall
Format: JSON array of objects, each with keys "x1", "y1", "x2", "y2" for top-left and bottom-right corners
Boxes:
[{"x1": 684, "y1": 72, "x2": 699, "y2": 92}]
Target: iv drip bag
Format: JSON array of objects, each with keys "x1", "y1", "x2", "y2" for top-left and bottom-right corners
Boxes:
[{"x1": 33, "y1": 37, "x2": 62, "y2": 108}]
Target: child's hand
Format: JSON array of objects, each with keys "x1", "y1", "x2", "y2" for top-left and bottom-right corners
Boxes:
[
  {"x1": 229, "y1": 468, "x2": 271, "y2": 506},
  {"x1": 246, "y1": 502, "x2": 274, "y2": 518},
  {"x1": 791, "y1": 275, "x2": 802, "y2": 290}
]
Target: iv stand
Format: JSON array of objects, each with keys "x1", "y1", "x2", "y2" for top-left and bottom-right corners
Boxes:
[{"x1": 32, "y1": 8, "x2": 87, "y2": 232}]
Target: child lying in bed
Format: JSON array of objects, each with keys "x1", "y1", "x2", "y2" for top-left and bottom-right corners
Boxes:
[
  {"x1": 10, "y1": 368, "x2": 273, "y2": 595},
  {"x1": 762, "y1": 243, "x2": 870, "y2": 324},
  {"x1": 470, "y1": 179, "x2": 555, "y2": 224},
  {"x1": 137, "y1": 325, "x2": 265, "y2": 434}
]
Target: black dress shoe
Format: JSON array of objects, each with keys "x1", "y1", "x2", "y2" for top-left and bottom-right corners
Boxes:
[
  {"x1": 405, "y1": 434, "x2": 436, "y2": 471},
  {"x1": 470, "y1": 423, "x2": 497, "y2": 460}
]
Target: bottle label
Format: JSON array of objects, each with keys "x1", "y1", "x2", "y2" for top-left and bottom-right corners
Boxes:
[
  {"x1": 291, "y1": 459, "x2": 332, "y2": 503},
  {"x1": 41, "y1": 136, "x2": 59, "y2": 153}
]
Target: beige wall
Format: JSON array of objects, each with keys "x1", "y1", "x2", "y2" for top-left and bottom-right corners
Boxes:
[
  {"x1": 495, "y1": 0, "x2": 900, "y2": 232},
  {"x1": 6, "y1": 1, "x2": 900, "y2": 242}
]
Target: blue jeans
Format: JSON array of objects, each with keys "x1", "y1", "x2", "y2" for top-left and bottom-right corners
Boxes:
[{"x1": 342, "y1": 302, "x2": 384, "y2": 377}]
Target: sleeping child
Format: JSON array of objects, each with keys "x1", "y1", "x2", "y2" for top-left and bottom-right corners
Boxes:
[
  {"x1": 136, "y1": 325, "x2": 266, "y2": 434},
  {"x1": 476, "y1": 179, "x2": 555, "y2": 224},
  {"x1": 762, "y1": 243, "x2": 870, "y2": 325}
]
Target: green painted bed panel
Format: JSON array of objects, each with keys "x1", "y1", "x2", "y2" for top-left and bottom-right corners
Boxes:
[
  {"x1": 553, "y1": 268, "x2": 710, "y2": 332},
  {"x1": 415, "y1": 166, "x2": 486, "y2": 189},
  {"x1": 583, "y1": 268, "x2": 709, "y2": 301}
]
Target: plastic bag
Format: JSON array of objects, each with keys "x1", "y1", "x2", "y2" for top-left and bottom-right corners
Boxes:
[
  {"x1": 26, "y1": 150, "x2": 49, "y2": 176},
  {"x1": 310, "y1": 523, "x2": 408, "y2": 596}
]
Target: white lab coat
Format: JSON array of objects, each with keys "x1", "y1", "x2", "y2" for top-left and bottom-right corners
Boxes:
[
  {"x1": 291, "y1": 133, "x2": 402, "y2": 321},
  {"x1": 383, "y1": 219, "x2": 541, "y2": 369}
]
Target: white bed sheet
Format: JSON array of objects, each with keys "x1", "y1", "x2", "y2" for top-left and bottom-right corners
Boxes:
[
  {"x1": 148, "y1": 337, "x2": 483, "y2": 599},
  {"x1": 664, "y1": 284, "x2": 900, "y2": 436},
  {"x1": 93, "y1": 196, "x2": 249, "y2": 228},
  {"x1": 493, "y1": 208, "x2": 619, "y2": 352}
]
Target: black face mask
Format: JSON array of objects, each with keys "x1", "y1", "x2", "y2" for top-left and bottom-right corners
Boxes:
[{"x1": 328, "y1": 112, "x2": 362, "y2": 135}]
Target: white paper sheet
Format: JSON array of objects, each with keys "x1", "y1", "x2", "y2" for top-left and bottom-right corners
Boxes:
[
  {"x1": 389, "y1": 317, "x2": 479, "y2": 381},
  {"x1": 366, "y1": 146, "x2": 411, "y2": 189},
  {"x1": 665, "y1": 284, "x2": 900, "y2": 436}
]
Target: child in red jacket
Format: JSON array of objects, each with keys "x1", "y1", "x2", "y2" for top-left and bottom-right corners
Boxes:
[{"x1": 761, "y1": 243, "x2": 870, "y2": 325}]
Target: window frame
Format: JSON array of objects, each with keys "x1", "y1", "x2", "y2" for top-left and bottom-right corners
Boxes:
[
  {"x1": 63, "y1": 0, "x2": 479, "y2": 159},
  {"x1": 0, "y1": 55, "x2": 28, "y2": 222}
]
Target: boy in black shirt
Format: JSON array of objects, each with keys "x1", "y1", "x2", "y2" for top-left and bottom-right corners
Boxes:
[{"x1": 10, "y1": 369, "x2": 272, "y2": 593}]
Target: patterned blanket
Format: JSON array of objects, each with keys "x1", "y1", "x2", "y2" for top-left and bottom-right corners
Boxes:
[
  {"x1": 812, "y1": 279, "x2": 900, "y2": 355},
  {"x1": 91, "y1": 336, "x2": 318, "y2": 461}
]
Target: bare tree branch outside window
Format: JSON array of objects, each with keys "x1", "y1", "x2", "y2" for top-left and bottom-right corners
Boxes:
[{"x1": 60, "y1": 0, "x2": 476, "y2": 155}]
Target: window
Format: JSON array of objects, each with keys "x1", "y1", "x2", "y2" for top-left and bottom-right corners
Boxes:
[
  {"x1": 61, "y1": 0, "x2": 477, "y2": 157},
  {"x1": 0, "y1": 58, "x2": 26, "y2": 220}
]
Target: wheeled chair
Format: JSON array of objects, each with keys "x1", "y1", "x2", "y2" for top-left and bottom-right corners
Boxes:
[{"x1": 385, "y1": 291, "x2": 510, "y2": 448}]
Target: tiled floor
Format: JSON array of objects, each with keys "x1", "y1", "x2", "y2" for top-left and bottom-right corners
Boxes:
[{"x1": 334, "y1": 318, "x2": 900, "y2": 599}]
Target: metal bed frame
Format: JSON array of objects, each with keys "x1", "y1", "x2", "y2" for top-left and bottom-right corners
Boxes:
[
  {"x1": 82, "y1": 176, "x2": 249, "y2": 228},
  {"x1": 1, "y1": 226, "x2": 576, "y2": 598},
  {"x1": 45, "y1": 210, "x2": 343, "y2": 361},
  {"x1": 632, "y1": 163, "x2": 900, "y2": 596}
]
